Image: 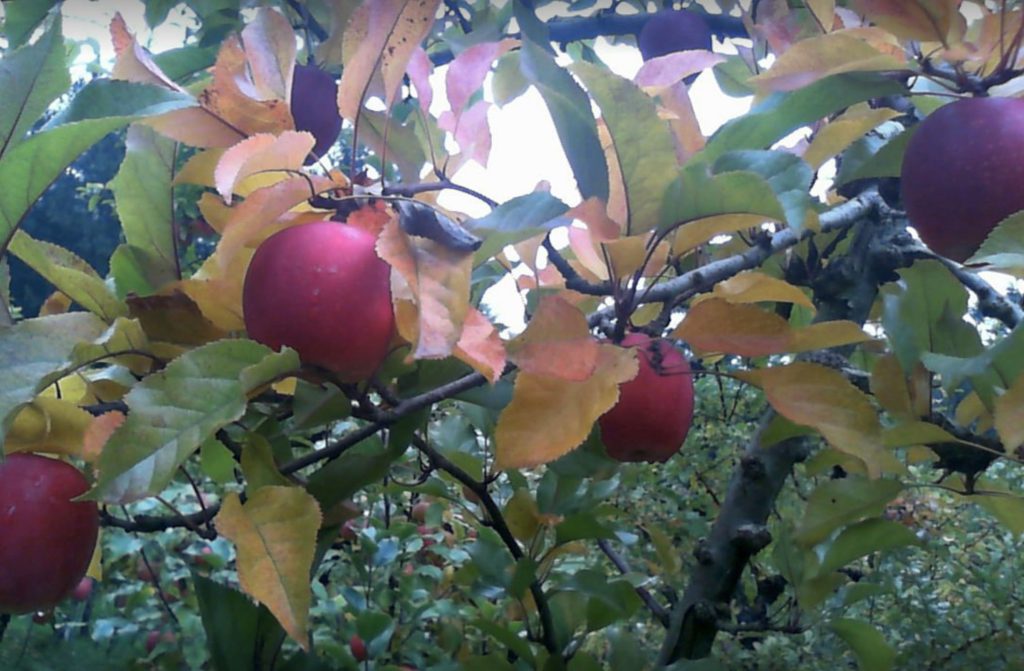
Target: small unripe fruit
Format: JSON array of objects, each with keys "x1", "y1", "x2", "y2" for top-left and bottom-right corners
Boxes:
[
  {"x1": 638, "y1": 10, "x2": 713, "y2": 62},
  {"x1": 0, "y1": 453, "x2": 99, "y2": 614},
  {"x1": 350, "y1": 633, "x2": 368, "y2": 661},
  {"x1": 900, "y1": 97, "x2": 1024, "y2": 262},
  {"x1": 598, "y1": 334, "x2": 695, "y2": 463},
  {"x1": 71, "y1": 577, "x2": 94, "y2": 602},
  {"x1": 243, "y1": 221, "x2": 396, "y2": 382},
  {"x1": 291, "y1": 63, "x2": 342, "y2": 163}
]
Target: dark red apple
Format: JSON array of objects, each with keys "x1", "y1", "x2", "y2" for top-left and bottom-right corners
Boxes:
[
  {"x1": 350, "y1": 633, "x2": 368, "y2": 661},
  {"x1": 598, "y1": 333, "x2": 695, "y2": 463},
  {"x1": 900, "y1": 96, "x2": 1024, "y2": 262},
  {"x1": 291, "y1": 63, "x2": 342, "y2": 164},
  {"x1": 242, "y1": 221, "x2": 395, "y2": 382},
  {"x1": 0, "y1": 453, "x2": 99, "y2": 614},
  {"x1": 638, "y1": 10, "x2": 713, "y2": 62}
]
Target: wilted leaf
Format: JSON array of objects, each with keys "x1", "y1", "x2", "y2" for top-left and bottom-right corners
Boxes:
[
  {"x1": 675, "y1": 300, "x2": 869, "y2": 357},
  {"x1": 91, "y1": 340, "x2": 300, "y2": 503},
  {"x1": 495, "y1": 344, "x2": 638, "y2": 469},
  {"x1": 378, "y1": 213, "x2": 473, "y2": 359},
  {"x1": 215, "y1": 487, "x2": 322, "y2": 649},
  {"x1": 507, "y1": 295, "x2": 598, "y2": 381},
  {"x1": 0, "y1": 313, "x2": 107, "y2": 443},
  {"x1": 795, "y1": 476, "x2": 904, "y2": 546},
  {"x1": 739, "y1": 362, "x2": 893, "y2": 477},
  {"x1": 571, "y1": 61, "x2": 678, "y2": 235}
]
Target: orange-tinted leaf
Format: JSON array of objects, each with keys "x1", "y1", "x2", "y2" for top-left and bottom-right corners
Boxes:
[
  {"x1": 202, "y1": 36, "x2": 293, "y2": 137},
  {"x1": 377, "y1": 214, "x2": 473, "y2": 359},
  {"x1": 507, "y1": 295, "x2": 598, "y2": 381},
  {"x1": 215, "y1": 488, "x2": 322, "y2": 650},
  {"x1": 657, "y1": 82, "x2": 705, "y2": 163},
  {"x1": 852, "y1": 0, "x2": 961, "y2": 43},
  {"x1": 673, "y1": 300, "x2": 869, "y2": 356},
  {"x1": 995, "y1": 372, "x2": 1024, "y2": 452},
  {"x1": 495, "y1": 344, "x2": 638, "y2": 469},
  {"x1": 566, "y1": 197, "x2": 620, "y2": 241},
  {"x1": 240, "y1": 8, "x2": 297, "y2": 101},
  {"x1": 110, "y1": 14, "x2": 178, "y2": 88},
  {"x1": 346, "y1": 201, "x2": 392, "y2": 237},
  {"x1": 453, "y1": 307, "x2": 507, "y2": 384},
  {"x1": 870, "y1": 353, "x2": 915, "y2": 420},
  {"x1": 214, "y1": 132, "x2": 315, "y2": 203},
  {"x1": 82, "y1": 411, "x2": 125, "y2": 464},
  {"x1": 567, "y1": 226, "x2": 609, "y2": 281},
  {"x1": 703, "y1": 270, "x2": 815, "y2": 309},
  {"x1": 739, "y1": 362, "x2": 893, "y2": 477},
  {"x1": 750, "y1": 32, "x2": 904, "y2": 92}
]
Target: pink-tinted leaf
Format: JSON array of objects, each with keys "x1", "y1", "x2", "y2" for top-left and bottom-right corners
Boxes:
[
  {"x1": 507, "y1": 294, "x2": 599, "y2": 381},
  {"x1": 447, "y1": 39, "x2": 517, "y2": 113},
  {"x1": 214, "y1": 132, "x2": 315, "y2": 203}
]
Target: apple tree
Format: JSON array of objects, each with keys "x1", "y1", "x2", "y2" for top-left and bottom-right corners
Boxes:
[{"x1": 1, "y1": 0, "x2": 1024, "y2": 669}]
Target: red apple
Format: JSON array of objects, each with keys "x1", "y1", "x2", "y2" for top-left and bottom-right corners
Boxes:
[
  {"x1": 291, "y1": 63, "x2": 342, "y2": 163},
  {"x1": 0, "y1": 453, "x2": 99, "y2": 614},
  {"x1": 900, "y1": 96, "x2": 1024, "y2": 262},
  {"x1": 350, "y1": 633, "x2": 368, "y2": 661},
  {"x1": 71, "y1": 577, "x2": 94, "y2": 602},
  {"x1": 638, "y1": 10, "x2": 713, "y2": 62},
  {"x1": 411, "y1": 500, "x2": 430, "y2": 523},
  {"x1": 242, "y1": 221, "x2": 395, "y2": 382},
  {"x1": 598, "y1": 334, "x2": 695, "y2": 463}
]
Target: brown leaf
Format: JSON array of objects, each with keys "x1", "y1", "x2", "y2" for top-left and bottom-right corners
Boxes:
[{"x1": 495, "y1": 344, "x2": 638, "y2": 469}]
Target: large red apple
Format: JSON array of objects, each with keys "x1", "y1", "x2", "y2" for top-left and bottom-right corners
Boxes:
[
  {"x1": 900, "y1": 96, "x2": 1024, "y2": 262},
  {"x1": 0, "y1": 453, "x2": 99, "y2": 614},
  {"x1": 243, "y1": 221, "x2": 395, "y2": 382},
  {"x1": 638, "y1": 10, "x2": 713, "y2": 62},
  {"x1": 291, "y1": 63, "x2": 342, "y2": 164},
  {"x1": 598, "y1": 333, "x2": 695, "y2": 463}
]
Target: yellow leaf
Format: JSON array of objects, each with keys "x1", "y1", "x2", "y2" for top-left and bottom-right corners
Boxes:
[
  {"x1": 178, "y1": 247, "x2": 255, "y2": 331},
  {"x1": 602, "y1": 235, "x2": 648, "y2": 280},
  {"x1": 806, "y1": 0, "x2": 836, "y2": 29},
  {"x1": 852, "y1": 0, "x2": 961, "y2": 43},
  {"x1": 241, "y1": 434, "x2": 293, "y2": 490},
  {"x1": 956, "y1": 391, "x2": 992, "y2": 432},
  {"x1": 803, "y1": 105, "x2": 900, "y2": 170},
  {"x1": 495, "y1": 344, "x2": 638, "y2": 469},
  {"x1": 750, "y1": 32, "x2": 904, "y2": 93},
  {"x1": 739, "y1": 363, "x2": 895, "y2": 477},
  {"x1": 673, "y1": 300, "x2": 869, "y2": 356},
  {"x1": 504, "y1": 488, "x2": 542, "y2": 542},
  {"x1": 672, "y1": 213, "x2": 768, "y2": 256},
  {"x1": 870, "y1": 354, "x2": 914, "y2": 420},
  {"x1": 507, "y1": 295, "x2": 598, "y2": 381},
  {"x1": 995, "y1": 372, "x2": 1024, "y2": 452},
  {"x1": 215, "y1": 488, "x2": 322, "y2": 650},
  {"x1": 5, "y1": 397, "x2": 93, "y2": 458},
  {"x1": 702, "y1": 270, "x2": 815, "y2": 309},
  {"x1": 174, "y1": 148, "x2": 225, "y2": 187}
]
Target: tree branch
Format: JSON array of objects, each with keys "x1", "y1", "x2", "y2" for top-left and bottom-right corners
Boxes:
[{"x1": 597, "y1": 538, "x2": 670, "y2": 627}]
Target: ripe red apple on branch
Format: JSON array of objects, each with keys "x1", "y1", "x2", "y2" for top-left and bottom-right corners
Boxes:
[
  {"x1": 638, "y1": 9, "x2": 713, "y2": 62},
  {"x1": 242, "y1": 221, "x2": 396, "y2": 382},
  {"x1": 599, "y1": 333, "x2": 695, "y2": 463},
  {"x1": 0, "y1": 453, "x2": 100, "y2": 614},
  {"x1": 900, "y1": 96, "x2": 1024, "y2": 262}
]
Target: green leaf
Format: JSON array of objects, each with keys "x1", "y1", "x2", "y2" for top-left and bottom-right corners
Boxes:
[
  {"x1": 881, "y1": 260, "x2": 982, "y2": 371},
  {"x1": 153, "y1": 45, "x2": 219, "y2": 82},
  {"x1": 921, "y1": 321, "x2": 1024, "y2": 409},
  {"x1": 570, "y1": 61, "x2": 679, "y2": 235},
  {"x1": 306, "y1": 434, "x2": 402, "y2": 513},
  {"x1": 830, "y1": 618, "x2": 896, "y2": 671},
  {"x1": 241, "y1": 433, "x2": 292, "y2": 491},
  {"x1": 2, "y1": 1, "x2": 58, "y2": 48},
  {"x1": 193, "y1": 574, "x2": 288, "y2": 671},
  {"x1": 291, "y1": 380, "x2": 350, "y2": 429},
  {"x1": 92, "y1": 340, "x2": 300, "y2": 503},
  {"x1": 712, "y1": 150, "x2": 815, "y2": 233},
  {"x1": 563, "y1": 569, "x2": 642, "y2": 632},
  {"x1": 970, "y1": 478, "x2": 1024, "y2": 535},
  {"x1": 0, "y1": 15, "x2": 69, "y2": 158},
  {"x1": 45, "y1": 79, "x2": 197, "y2": 127},
  {"x1": 703, "y1": 72, "x2": 907, "y2": 161},
  {"x1": 818, "y1": 517, "x2": 922, "y2": 575},
  {"x1": 0, "y1": 313, "x2": 107, "y2": 443},
  {"x1": 834, "y1": 124, "x2": 912, "y2": 186},
  {"x1": 469, "y1": 192, "x2": 569, "y2": 263},
  {"x1": 7, "y1": 230, "x2": 128, "y2": 321},
  {"x1": 660, "y1": 160, "x2": 784, "y2": 231},
  {"x1": 554, "y1": 512, "x2": 615, "y2": 545},
  {"x1": 519, "y1": 39, "x2": 608, "y2": 202},
  {"x1": 110, "y1": 125, "x2": 180, "y2": 293},
  {"x1": 200, "y1": 437, "x2": 237, "y2": 484},
  {"x1": 712, "y1": 55, "x2": 755, "y2": 98},
  {"x1": 968, "y1": 211, "x2": 1024, "y2": 273},
  {"x1": 795, "y1": 477, "x2": 903, "y2": 547}
]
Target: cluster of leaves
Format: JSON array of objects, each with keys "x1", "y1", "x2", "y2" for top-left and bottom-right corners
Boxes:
[{"x1": 2, "y1": 0, "x2": 1024, "y2": 669}]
